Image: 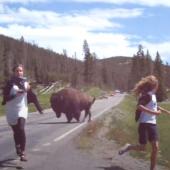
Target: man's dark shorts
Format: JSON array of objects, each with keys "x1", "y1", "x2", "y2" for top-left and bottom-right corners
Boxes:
[{"x1": 138, "y1": 123, "x2": 159, "y2": 145}]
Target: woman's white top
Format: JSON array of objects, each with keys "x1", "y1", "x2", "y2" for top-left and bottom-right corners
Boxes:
[
  {"x1": 5, "y1": 82, "x2": 29, "y2": 125},
  {"x1": 139, "y1": 91, "x2": 157, "y2": 124}
]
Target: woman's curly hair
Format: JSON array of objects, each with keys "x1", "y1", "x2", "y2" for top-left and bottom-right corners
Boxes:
[{"x1": 133, "y1": 75, "x2": 158, "y2": 96}]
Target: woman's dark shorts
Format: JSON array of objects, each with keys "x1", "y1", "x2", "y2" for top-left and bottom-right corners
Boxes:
[{"x1": 138, "y1": 123, "x2": 159, "y2": 145}]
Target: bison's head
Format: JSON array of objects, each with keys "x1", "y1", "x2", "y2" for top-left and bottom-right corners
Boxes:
[{"x1": 50, "y1": 93, "x2": 62, "y2": 118}]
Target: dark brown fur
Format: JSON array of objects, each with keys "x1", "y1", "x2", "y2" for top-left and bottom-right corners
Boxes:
[{"x1": 50, "y1": 88, "x2": 95, "y2": 123}]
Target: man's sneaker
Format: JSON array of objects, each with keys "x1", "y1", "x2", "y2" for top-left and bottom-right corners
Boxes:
[{"x1": 118, "y1": 143, "x2": 131, "y2": 155}]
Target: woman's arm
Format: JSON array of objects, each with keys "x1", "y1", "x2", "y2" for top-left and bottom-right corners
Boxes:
[
  {"x1": 158, "y1": 106, "x2": 170, "y2": 115},
  {"x1": 138, "y1": 105, "x2": 161, "y2": 115}
]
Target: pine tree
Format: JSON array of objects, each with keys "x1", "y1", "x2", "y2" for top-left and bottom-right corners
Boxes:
[
  {"x1": 83, "y1": 40, "x2": 93, "y2": 86},
  {"x1": 128, "y1": 45, "x2": 153, "y2": 90},
  {"x1": 91, "y1": 52, "x2": 98, "y2": 86},
  {"x1": 144, "y1": 50, "x2": 152, "y2": 76},
  {"x1": 71, "y1": 53, "x2": 79, "y2": 87},
  {"x1": 20, "y1": 36, "x2": 28, "y2": 70},
  {"x1": 0, "y1": 38, "x2": 4, "y2": 84},
  {"x1": 2, "y1": 39, "x2": 12, "y2": 82},
  {"x1": 128, "y1": 45, "x2": 144, "y2": 90},
  {"x1": 153, "y1": 52, "x2": 167, "y2": 101},
  {"x1": 62, "y1": 49, "x2": 69, "y2": 82},
  {"x1": 137, "y1": 45, "x2": 146, "y2": 78},
  {"x1": 101, "y1": 59, "x2": 108, "y2": 86},
  {"x1": 164, "y1": 62, "x2": 170, "y2": 88}
]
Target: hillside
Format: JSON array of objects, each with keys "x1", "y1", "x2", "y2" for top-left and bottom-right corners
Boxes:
[{"x1": 98, "y1": 56, "x2": 132, "y2": 90}]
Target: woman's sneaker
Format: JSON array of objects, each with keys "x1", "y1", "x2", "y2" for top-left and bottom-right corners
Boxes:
[
  {"x1": 20, "y1": 153, "x2": 28, "y2": 162},
  {"x1": 16, "y1": 145, "x2": 21, "y2": 156},
  {"x1": 118, "y1": 143, "x2": 131, "y2": 155}
]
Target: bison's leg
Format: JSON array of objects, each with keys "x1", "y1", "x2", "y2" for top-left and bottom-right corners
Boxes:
[
  {"x1": 83, "y1": 109, "x2": 91, "y2": 122},
  {"x1": 65, "y1": 113, "x2": 73, "y2": 123},
  {"x1": 74, "y1": 111, "x2": 80, "y2": 122},
  {"x1": 73, "y1": 106, "x2": 81, "y2": 122}
]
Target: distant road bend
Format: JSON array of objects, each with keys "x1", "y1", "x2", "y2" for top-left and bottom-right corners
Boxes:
[{"x1": 0, "y1": 93, "x2": 125, "y2": 170}]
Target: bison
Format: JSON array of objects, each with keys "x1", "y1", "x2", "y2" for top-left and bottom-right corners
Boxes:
[{"x1": 50, "y1": 88, "x2": 95, "y2": 123}]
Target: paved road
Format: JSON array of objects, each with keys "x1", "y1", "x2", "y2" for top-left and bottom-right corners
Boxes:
[{"x1": 0, "y1": 93, "x2": 125, "y2": 170}]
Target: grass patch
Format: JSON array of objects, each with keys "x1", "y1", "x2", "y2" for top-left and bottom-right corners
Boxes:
[
  {"x1": 107, "y1": 95, "x2": 170, "y2": 168},
  {"x1": 157, "y1": 102, "x2": 170, "y2": 167},
  {"x1": 84, "y1": 86, "x2": 106, "y2": 98}
]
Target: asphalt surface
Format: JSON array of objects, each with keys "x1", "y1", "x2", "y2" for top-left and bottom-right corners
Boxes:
[{"x1": 0, "y1": 93, "x2": 125, "y2": 170}]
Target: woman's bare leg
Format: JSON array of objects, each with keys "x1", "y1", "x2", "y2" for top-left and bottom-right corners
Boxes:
[
  {"x1": 119, "y1": 143, "x2": 146, "y2": 155},
  {"x1": 150, "y1": 141, "x2": 159, "y2": 170}
]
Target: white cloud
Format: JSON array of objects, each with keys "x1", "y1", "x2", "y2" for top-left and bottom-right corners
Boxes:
[
  {"x1": 0, "y1": 6, "x2": 144, "y2": 59},
  {"x1": 0, "y1": 6, "x2": 143, "y2": 26},
  {"x1": 58, "y1": 0, "x2": 170, "y2": 7},
  {"x1": 77, "y1": 8, "x2": 143, "y2": 19},
  {"x1": 1, "y1": 0, "x2": 170, "y2": 7},
  {"x1": 0, "y1": 7, "x2": 61, "y2": 26},
  {"x1": 0, "y1": 6, "x2": 144, "y2": 35},
  {"x1": 0, "y1": 4, "x2": 169, "y2": 63},
  {"x1": 0, "y1": 0, "x2": 47, "y2": 4}
]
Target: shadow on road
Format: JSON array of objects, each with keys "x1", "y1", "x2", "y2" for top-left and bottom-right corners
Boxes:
[
  {"x1": 98, "y1": 166, "x2": 126, "y2": 170},
  {"x1": 38, "y1": 121, "x2": 79, "y2": 125},
  {"x1": 0, "y1": 158, "x2": 21, "y2": 169}
]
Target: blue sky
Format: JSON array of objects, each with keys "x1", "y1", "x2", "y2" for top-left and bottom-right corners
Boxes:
[{"x1": 0, "y1": 0, "x2": 170, "y2": 63}]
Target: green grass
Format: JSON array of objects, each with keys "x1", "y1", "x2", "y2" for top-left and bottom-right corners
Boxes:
[
  {"x1": 83, "y1": 86, "x2": 106, "y2": 98},
  {"x1": 107, "y1": 95, "x2": 170, "y2": 168},
  {"x1": 106, "y1": 95, "x2": 138, "y2": 145},
  {"x1": 157, "y1": 102, "x2": 170, "y2": 167}
]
